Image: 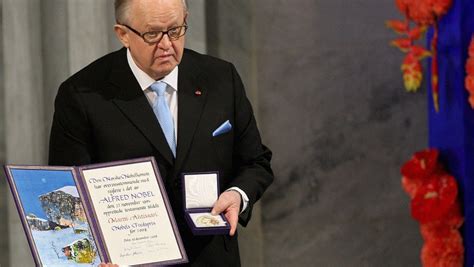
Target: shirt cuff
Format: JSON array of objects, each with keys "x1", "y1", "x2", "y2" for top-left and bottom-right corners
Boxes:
[{"x1": 226, "y1": 187, "x2": 249, "y2": 214}]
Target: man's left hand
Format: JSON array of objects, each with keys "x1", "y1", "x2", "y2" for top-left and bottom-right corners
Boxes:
[{"x1": 211, "y1": 190, "x2": 241, "y2": 236}]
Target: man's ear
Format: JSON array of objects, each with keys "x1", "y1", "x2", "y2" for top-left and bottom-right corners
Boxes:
[
  {"x1": 114, "y1": 24, "x2": 130, "y2": 48},
  {"x1": 184, "y1": 11, "x2": 189, "y2": 23}
]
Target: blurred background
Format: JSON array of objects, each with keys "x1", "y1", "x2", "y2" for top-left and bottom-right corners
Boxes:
[{"x1": 0, "y1": 0, "x2": 428, "y2": 266}]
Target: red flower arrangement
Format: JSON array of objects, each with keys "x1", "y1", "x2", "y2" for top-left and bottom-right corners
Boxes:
[
  {"x1": 401, "y1": 148, "x2": 464, "y2": 266},
  {"x1": 387, "y1": 0, "x2": 453, "y2": 112},
  {"x1": 465, "y1": 37, "x2": 474, "y2": 108}
]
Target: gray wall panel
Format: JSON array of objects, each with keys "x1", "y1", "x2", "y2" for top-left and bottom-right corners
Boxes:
[
  {"x1": 4, "y1": 0, "x2": 45, "y2": 265},
  {"x1": 186, "y1": 0, "x2": 206, "y2": 54},
  {"x1": 41, "y1": 0, "x2": 69, "y2": 156}
]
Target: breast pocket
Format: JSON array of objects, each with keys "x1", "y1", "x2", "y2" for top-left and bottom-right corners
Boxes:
[{"x1": 211, "y1": 129, "x2": 234, "y2": 167}]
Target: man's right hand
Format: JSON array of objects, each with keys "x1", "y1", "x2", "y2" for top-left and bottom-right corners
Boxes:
[{"x1": 98, "y1": 263, "x2": 119, "y2": 267}]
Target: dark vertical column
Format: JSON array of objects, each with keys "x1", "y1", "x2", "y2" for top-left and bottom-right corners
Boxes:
[
  {"x1": 205, "y1": 1, "x2": 263, "y2": 266},
  {"x1": 204, "y1": 2, "x2": 218, "y2": 60},
  {"x1": 205, "y1": 0, "x2": 258, "y2": 109},
  {"x1": 426, "y1": 0, "x2": 474, "y2": 265}
]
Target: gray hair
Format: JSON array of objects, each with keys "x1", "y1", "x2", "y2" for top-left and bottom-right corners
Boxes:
[{"x1": 115, "y1": 0, "x2": 188, "y2": 24}]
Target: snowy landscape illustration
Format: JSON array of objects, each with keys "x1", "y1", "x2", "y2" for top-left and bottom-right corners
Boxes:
[{"x1": 10, "y1": 169, "x2": 101, "y2": 266}]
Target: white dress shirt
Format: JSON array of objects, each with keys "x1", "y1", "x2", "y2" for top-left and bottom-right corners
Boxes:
[
  {"x1": 127, "y1": 49, "x2": 178, "y2": 141},
  {"x1": 126, "y1": 49, "x2": 249, "y2": 213}
]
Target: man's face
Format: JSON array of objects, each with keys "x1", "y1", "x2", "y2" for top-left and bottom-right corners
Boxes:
[{"x1": 123, "y1": 0, "x2": 186, "y2": 79}]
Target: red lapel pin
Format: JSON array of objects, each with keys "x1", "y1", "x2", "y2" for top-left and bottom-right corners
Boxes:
[{"x1": 195, "y1": 89, "x2": 202, "y2": 96}]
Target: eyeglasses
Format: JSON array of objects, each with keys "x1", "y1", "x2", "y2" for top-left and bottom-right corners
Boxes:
[{"x1": 122, "y1": 23, "x2": 188, "y2": 44}]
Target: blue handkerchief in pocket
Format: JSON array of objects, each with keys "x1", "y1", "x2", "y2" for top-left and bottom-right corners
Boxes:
[{"x1": 212, "y1": 120, "x2": 232, "y2": 137}]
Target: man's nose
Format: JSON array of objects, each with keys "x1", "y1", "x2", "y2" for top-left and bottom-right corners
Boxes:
[{"x1": 158, "y1": 34, "x2": 172, "y2": 50}]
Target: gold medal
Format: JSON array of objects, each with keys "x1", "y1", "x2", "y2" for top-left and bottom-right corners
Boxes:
[{"x1": 196, "y1": 215, "x2": 221, "y2": 227}]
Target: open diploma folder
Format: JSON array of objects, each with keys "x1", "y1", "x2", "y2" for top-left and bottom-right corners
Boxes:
[{"x1": 4, "y1": 157, "x2": 188, "y2": 266}]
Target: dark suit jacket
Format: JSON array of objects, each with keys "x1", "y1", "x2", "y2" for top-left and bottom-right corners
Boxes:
[{"x1": 49, "y1": 47, "x2": 273, "y2": 266}]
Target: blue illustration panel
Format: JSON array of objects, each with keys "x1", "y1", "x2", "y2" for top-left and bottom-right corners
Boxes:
[{"x1": 6, "y1": 167, "x2": 101, "y2": 266}]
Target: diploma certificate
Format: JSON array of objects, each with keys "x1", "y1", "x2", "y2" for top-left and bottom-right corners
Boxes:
[
  {"x1": 76, "y1": 157, "x2": 187, "y2": 266},
  {"x1": 4, "y1": 157, "x2": 187, "y2": 266}
]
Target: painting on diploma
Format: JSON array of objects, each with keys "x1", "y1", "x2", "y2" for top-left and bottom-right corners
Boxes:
[{"x1": 4, "y1": 167, "x2": 101, "y2": 266}]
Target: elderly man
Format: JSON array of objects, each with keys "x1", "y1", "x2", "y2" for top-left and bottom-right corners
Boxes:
[{"x1": 49, "y1": 0, "x2": 273, "y2": 265}]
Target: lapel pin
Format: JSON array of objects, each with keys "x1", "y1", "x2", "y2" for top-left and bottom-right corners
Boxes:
[{"x1": 195, "y1": 89, "x2": 202, "y2": 96}]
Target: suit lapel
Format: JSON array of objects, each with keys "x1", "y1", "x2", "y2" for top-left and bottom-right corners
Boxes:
[
  {"x1": 175, "y1": 52, "x2": 209, "y2": 172},
  {"x1": 108, "y1": 49, "x2": 174, "y2": 166}
]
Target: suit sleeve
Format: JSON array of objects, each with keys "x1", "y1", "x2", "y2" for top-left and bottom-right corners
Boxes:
[
  {"x1": 227, "y1": 64, "x2": 274, "y2": 226},
  {"x1": 49, "y1": 81, "x2": 93, "y2": 166}
]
